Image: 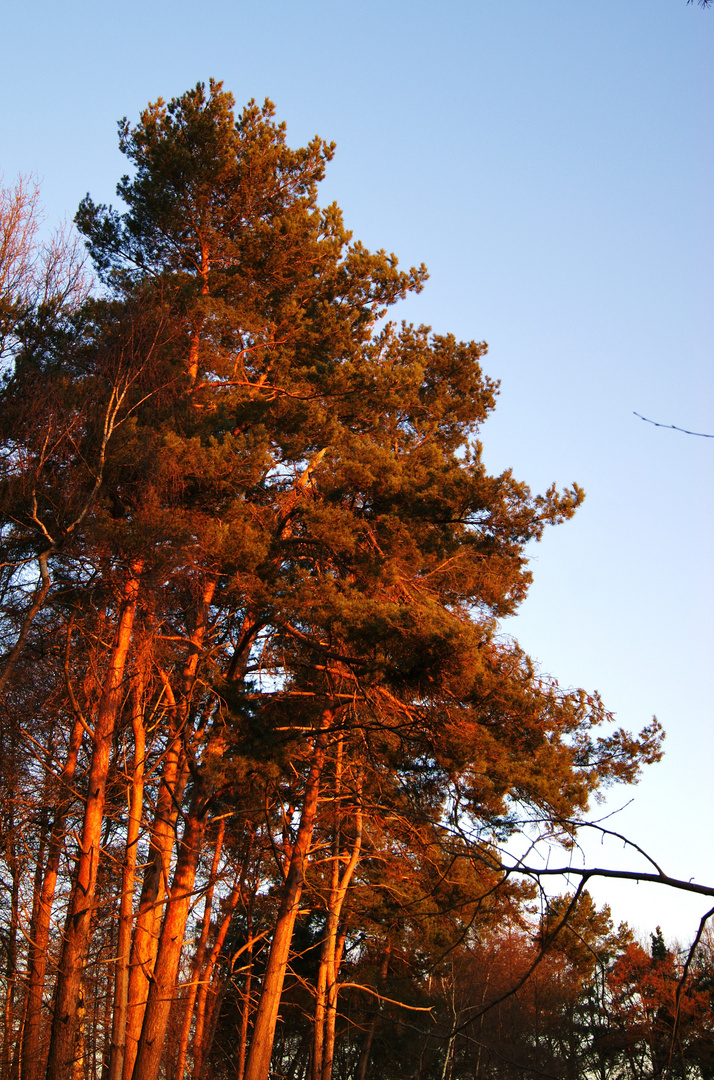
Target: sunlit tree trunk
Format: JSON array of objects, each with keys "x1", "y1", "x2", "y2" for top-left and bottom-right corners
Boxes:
[
  {"x1": 107, "y1": 666, "x2": 147, "y2": 1080},
  {"x1": 243, "y1": 713, "x2": 331, "y2": 1080},
  {"x1": 46, "y1": 564, "x2": 142, "y2": 1080}
]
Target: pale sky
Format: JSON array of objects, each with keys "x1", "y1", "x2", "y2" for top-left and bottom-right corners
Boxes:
[{"x1": 3, "y1": 0, "x2": 712, "y2": 944}]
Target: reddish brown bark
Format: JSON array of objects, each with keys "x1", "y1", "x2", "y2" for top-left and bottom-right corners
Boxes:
[
  {"x1": 235, "y1": 951, "x2": 254, "y2": 1080},
  {"x1": 243, "y1": 713, "x2": 331, "y2": 1080},
  {"x1": 45, "y1": 565, "x2": 142, "y2": 1080},
  {"x1": 107, "y1": 668, "x2": 146, "y2": 1080}
]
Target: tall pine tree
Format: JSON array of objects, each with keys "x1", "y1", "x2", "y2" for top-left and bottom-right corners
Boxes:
[{"x1": 0, "y1": 81, "x2": 663, "y2": 1080}]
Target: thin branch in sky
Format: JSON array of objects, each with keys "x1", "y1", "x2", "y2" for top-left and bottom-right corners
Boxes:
[{"x1": 633, "y1": 412, "x2": 714, "y2": 438}]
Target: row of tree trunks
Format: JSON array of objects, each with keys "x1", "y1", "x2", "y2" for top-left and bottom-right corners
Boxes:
[
  {"x1": 121, "y1": 695, "x2": 186, "y2": 1080},
  {"x1": 11, "y1": 624, "x2": 368, "y2": 1080},
  {"x1": 21, "y1": 713, "x2": 85, "y2": 1080},
  {"x1": 46, "y1": 563, "x2": 142, "y2": 1080},
  {"x1": 121, "y1": 578, "x2": 216, "y2": 1080}
]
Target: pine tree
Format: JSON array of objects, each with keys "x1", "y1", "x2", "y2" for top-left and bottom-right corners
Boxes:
[{"x1": 0, "y1": 81, "x2": 665, "y2": 1080}]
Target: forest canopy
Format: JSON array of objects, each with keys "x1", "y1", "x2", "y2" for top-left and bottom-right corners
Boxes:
[{"x1": 0, "y1": 81, "x2": 703, "y2": 1080}]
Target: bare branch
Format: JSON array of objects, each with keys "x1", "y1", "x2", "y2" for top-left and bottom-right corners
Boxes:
[{"x1": 634, "y1": 411, "x2": 714, "y2": 438}]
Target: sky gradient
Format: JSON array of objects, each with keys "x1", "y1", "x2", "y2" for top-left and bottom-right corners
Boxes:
[{"x1": 3, "y1": 0, "x2": 712, "y2": 943}]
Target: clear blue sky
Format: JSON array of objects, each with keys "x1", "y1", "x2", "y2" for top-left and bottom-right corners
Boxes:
[{"x1": 3, "y1": 0, "x2": 712, "y2": 943}]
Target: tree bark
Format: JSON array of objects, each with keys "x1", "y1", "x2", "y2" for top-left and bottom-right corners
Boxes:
[
  {"x1": 45, "y1": 564, "x2": 142, "y2": 1080},
  {"x1": 235, "y1": 951, "x2": 254, "y2": 1080},
  {"x1": 107, "y1": 668, "x2": 146, "y2": 1080},
  {"x1": 243, "y1": 713, "x2": 331, "y2": 1080}
]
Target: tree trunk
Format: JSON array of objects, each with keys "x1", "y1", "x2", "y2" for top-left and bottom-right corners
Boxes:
[
  {"x1": 45, "y1": 564, "x2": 142, "y2": 1080},
  {"x1": 69, "y1": 990, "x2": 85, "y2": 1080},
  {"x1": 321, "y1": 929, "x2": 347, "y2": 1080},
  {"x1": 107, "y1": 668, "x2": 146, "y2": 1080},
  {"x1": 243, "y1": 714, "x2": 331, "y2": 1080},
  {"x1": 0, "y1": 552, "x2": 50, "y2": 696}
]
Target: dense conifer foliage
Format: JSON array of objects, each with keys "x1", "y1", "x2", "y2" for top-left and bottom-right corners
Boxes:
[{"x1": 0, "y1": 83, "x2": 693, "y2": 1080}]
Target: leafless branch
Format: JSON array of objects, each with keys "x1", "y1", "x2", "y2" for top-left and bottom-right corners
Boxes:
[{"x1": 634, "y1": 412, "x2": 714, "y2": 438}]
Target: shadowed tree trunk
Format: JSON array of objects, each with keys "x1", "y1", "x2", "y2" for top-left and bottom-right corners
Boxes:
[
  {"x1": 191, "y1": 859, "x2": 255, "y2": 1080},
  {"x1": 1, "y1": 809, "x2": 19, "y2": 1080}
]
